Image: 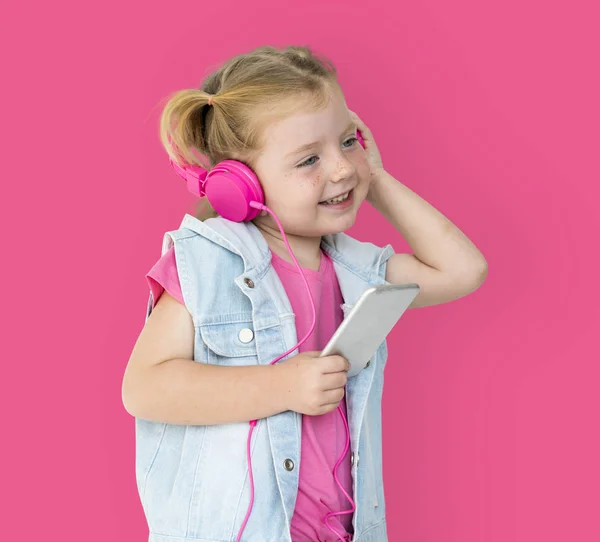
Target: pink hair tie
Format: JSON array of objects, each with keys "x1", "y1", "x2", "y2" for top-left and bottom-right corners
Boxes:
[{"x1": 207, "y1": 94, "x2": 214, "y2": 106}]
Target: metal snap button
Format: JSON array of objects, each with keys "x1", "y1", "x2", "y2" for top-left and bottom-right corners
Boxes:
[
  {"x1": 238, "y1": 328, "x2": 254, "y2": 343},
  {"x1": 350, "y1": 452, "x2": 354, "y2": 466},
  {"x1": 244, "y1": 277, "x2": 255, "y2": 289},
  {"x1": 283, "y1": 458, "x2": 295, "y2": 471}
]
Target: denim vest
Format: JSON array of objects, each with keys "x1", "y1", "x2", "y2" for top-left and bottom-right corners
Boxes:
[{"x1": 135, "y1": 214, "x2": 395, "y2": 542}]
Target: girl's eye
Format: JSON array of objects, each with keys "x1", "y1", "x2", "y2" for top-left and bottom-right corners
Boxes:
[
  {"x1": 296, "y1": 137, "x2": 359, "y2": 168},
  {"x1": 297, "y1": 155, "x2": 318, "y2": 168}
]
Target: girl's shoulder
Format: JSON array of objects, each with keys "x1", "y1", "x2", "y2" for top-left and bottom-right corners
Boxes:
[{"x1": 146, "y1": 246, "x2": 184, "y2": 310}]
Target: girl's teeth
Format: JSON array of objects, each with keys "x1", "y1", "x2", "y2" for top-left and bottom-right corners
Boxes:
[{"x1": 323, "y1": 192, "x2": 349, "y2": 204}]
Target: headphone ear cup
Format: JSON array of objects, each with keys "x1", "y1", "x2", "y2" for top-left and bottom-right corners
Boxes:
[{"x1": 204, "y1": 160, "x2": 264, "y2": 222}]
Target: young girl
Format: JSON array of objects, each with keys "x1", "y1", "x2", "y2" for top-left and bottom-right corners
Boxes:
[{"x1": 122, "y1": 45, "x2": 487, "y2": 542}]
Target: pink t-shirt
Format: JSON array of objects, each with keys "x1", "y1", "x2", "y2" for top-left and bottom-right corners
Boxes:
[{"x1": 147, "y1": 247, "x2": 354, "y2": 541}]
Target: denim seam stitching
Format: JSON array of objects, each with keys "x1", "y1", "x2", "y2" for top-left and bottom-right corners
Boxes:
[
  {"x1": 142, "y1": 423, "x2": 168, "y2": 504},
  {"x1": 356, "y1": 518, "x2": 386, "y2": 539},
  {"x1": 186, "y1": 427, "x2": 207, "y2": 537}
]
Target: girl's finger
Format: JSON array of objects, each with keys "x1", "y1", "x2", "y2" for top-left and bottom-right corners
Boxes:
[
  {"x1": 351, "y1": 112, "x2": 363, "y2": 126},
  {"x1": 320, "y1": 387, "x2": 345, "y2": 406},
  {"x1": 350, "y1": 111, "x2": 370, "y2": 135}
]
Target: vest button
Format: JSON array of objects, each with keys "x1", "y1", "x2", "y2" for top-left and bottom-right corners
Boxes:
[
  {"x1": 244, "y1": 278, "x2": 255, "y2": 289},
  {"x1": 283, "y1": 458, "x2": 295, "y2": 471},
  {"x1": 351, "y1": 452, "x2": 360, "y2": 466},
  {"x1": 365, "y1": 359, "x2": 371, "y2": 368},
  {"x1": 238, "y1": 328, "x2": 254, "y2": 343}
]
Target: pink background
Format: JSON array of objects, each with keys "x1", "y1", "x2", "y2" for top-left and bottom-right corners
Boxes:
[{"x1": 2, "y1": 0, "x2": 599, "y2": 540}]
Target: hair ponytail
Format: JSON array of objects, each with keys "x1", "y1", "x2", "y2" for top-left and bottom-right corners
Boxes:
[{"x1": 158, "y1": 45, "x2": 340, "y2": 220}]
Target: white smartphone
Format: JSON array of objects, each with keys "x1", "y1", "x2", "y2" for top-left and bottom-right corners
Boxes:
[{"x1": 320, "y1": 283, "x2": 420, "y2": 378}]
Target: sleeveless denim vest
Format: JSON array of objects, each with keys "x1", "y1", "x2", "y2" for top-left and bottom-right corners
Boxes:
[{"x1": 135, "y1": 214, "x2": 395, "y2": 542}]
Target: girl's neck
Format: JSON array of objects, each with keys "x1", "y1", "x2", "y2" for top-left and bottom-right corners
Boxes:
[{"x1": 253, "y1": 221, "x2": 322, "y2": 271}]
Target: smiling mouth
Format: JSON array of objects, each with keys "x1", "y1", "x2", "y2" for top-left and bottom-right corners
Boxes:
[{"x1": 320, "y1": 190, "x2": 353, "y2": 205}]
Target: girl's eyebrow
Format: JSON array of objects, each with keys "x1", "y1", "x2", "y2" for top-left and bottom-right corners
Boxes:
[{"x1": 286, "y1": 121, "x2": 356, "y2": 158}]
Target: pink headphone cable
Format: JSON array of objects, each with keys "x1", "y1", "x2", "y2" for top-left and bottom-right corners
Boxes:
[
  {"x1": 236, "y1": 202, "x2": 354, "y2": 542},
  {"x1": 323, "y1": 404, "x2": 355, "y2": 540}
]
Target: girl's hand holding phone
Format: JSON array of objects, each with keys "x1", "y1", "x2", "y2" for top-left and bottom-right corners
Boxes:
[{"x1": 274, "y1": 352, "x2": 350, "y2": 416}]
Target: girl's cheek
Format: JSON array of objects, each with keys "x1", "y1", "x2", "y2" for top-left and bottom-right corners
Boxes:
[{"x1": 357, "y1": 162, "x2": 370, "y2": 185}]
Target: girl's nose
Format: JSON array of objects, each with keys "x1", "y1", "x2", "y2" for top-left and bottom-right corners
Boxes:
[{"x1": 330, "y1": 154, "x2": 356, "y2": 183}]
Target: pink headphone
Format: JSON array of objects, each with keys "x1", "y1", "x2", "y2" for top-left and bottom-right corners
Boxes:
[
  {"x1": 169, "y1": 129, "x2": 365, "y2": 541},
  {"x1": 169, "y1": 130, "x2": 365, "y2": 221}
]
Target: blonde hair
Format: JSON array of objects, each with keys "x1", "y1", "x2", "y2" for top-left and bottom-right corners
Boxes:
[{"x1": 158, "y1": 45, "x2": 340, "y2": 220}]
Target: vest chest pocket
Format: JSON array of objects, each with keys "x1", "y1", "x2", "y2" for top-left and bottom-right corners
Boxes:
[{"x1": 198, "y1": 319, "x2": 259, "y2": 366}]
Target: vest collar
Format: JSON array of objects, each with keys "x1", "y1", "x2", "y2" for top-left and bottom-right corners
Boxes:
[{"x1": 178, "y1": 213, "x2": 391, "y2": 291}]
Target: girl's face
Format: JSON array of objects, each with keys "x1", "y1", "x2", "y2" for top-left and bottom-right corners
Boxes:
[{"x1": 251, "y1": 88, "x2": 371, "y2": 238}]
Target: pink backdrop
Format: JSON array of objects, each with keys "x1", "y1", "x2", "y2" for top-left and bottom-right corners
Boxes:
[{"x1": 2, "y1": 0, "x2": 599, "y2": 540}]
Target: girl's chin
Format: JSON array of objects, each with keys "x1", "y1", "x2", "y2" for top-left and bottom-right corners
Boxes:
[{"x1": 319, "y1": 209, "x2": 359, "y2": 235}]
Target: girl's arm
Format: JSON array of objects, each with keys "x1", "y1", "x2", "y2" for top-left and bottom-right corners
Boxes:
[
  {"x1": 121, "y1": 292, "x2": 288, "y2": 425},
  {"x1": 351, "y1": 111, "x2": 488, "y2": 308},
  {"x1": 368, "y1": 169, "x2": 488, "y2": 307}
]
